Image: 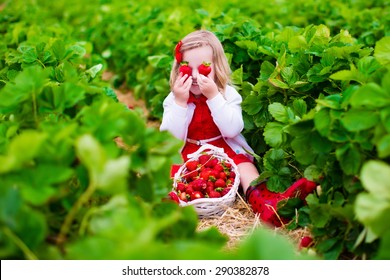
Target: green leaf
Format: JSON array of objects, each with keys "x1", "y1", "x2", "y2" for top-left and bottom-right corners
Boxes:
[
  {"x1": 304, "y1": 165, "x2": 323, "y2": 181},
  {"x1": 314, "y1": 108, "x2": 331, "y2": 137},
  {"x1": 377, "y1": 134, "x2": 390, "y2": 158},
  {"x1": 280, "y1": 66, "x2": 298, "y2": 85},
  {"x1": 335, "y1": 144, "x2": 362, "y2": 175},
  {"x1": 374, "y1": 36, "x2": 390, "y2": 66},
  {"x1": 263, "y1": 148, "x2": 286, "y2": 173},
  {"x1": 260, "y1": 61, "x2": 275, "y2": 81},
  {"x1": 330, "y1": 64, "x2": 366, "y2": 84},
  {"x1": 288, "y1": 35, "x2": 308, "y2": 52},
  {"x1": 263, "y1": 122, "x2": 285, "y2": 147},
  {"x1": 86, "y1": 64, "x2": 103, "y2": 78},
  {"x1": 268, "y1": 78, "x2": 289, "y2": 89},
  {"x1": 350, "y1": 83, "x2": 390, "y2": 109},
  {"x1": 0, "y1": 131, "x2": 47, "y2": 173},
  {"x1": 268, "y1": 103, "x2": 289, "y2": 123},
  {"x1": 341, "y1": 109, "x2": 379, "y2": 131},
  {"x1": 316, "y1": 95, "x2": 342, "y2": 109},
  {"x1": 291, "y1": 135, "x2": 316, "y2": 165},
  {"x1": 355, "y1": 193, "x2": 390, "y2": 239},
  {"x1": 0, "y1": 66, "x2": 50, "y2": 108},
  {"x1": 242, "y1": 94, "x2": 263, "y2": 115},
  {"x1": 292, "y1": 99, "x2": 307, "y2": 118},
  {"x1": 76, "y1": 134, "x2": 129, "y2": 193}
]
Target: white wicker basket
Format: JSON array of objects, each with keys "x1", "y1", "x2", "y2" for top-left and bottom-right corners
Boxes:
[{"x1": 172, "y1": 144, "x2": 240, "y2": 218}]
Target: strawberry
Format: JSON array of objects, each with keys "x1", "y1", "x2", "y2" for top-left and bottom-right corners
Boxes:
[
  {"x1": 198, "y1": 62, "x2": 211, "y2": 76},
  {"x1": 191, "y1": 178, "x2": 207, "y2": 191},
  {"x1": 205, "y1": 157, "x2": 219, "y2": 168},
  {"x1": 220, "y1": 187, "x2": 231, "y2": 197},
  {"x1": 179, "y1": 62, "x2": 192, "y2": 78},
  {"x1": 213, "y1": 163, "x2": 224, "y2": 173},
  {"x1": 198, "y1": 154, "x2": 211, "y2": 165},
  {"x1": 299, "y1": 236, "x2": 314, "y2": 249},
  {"x1": 219, "y1": 172, "x2": 227, "y2": 180},
  {"x1": 185, "y1": 185, "x2": 194, "y2": 196},
  {"x1": 168, "y1": 191, "x2": 180, "y2": 204},
  {"x1": 185, "y1": 160, "x2": 198, "y2": 171},
  {"x1": 179, "y1": 192, "x2": 188, "y2": 202},
  {"x1": 176, "y1": 182, "x2": 186, "y2": 192},
  {"x1": 200, "y1": 169, "x2": 212, "y2": 181},
  {"x1": 223, "y1": 161, "x2": 232, "y2": 169},
  {"x1": 208, "y1": 190, "x2": 221, "y2": 198},
  {"x1": 208, "y1": 170, "x2": 220, "y2": 181},
  {"x1": 191, "y1": 191, "x2": 204, "y2": 201},
  {"x1": 214, "y1": 178, "x2": 226, "y2": 188},
  {"x1": 206, "y1": 181, "x2": 215, "y2": 189},
  {"x1": 205, "y1": 186, "x2": 215, "y2": 195}
]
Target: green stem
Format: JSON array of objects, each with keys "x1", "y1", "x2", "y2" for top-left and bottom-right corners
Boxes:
[
  {"x1": 32, "y1": 90, "x2": 39, "y2": 127},
  {"x1": 2, "y1": 226, "x2": 38, "y2": 260},
  {"x1": 57, "y1": 181, "x2": 96, "y2": 244}
]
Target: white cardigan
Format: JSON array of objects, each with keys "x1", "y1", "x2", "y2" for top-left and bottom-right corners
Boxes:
[{"x1": 160, "y1": 85, "x2": 254, "y2": 161}]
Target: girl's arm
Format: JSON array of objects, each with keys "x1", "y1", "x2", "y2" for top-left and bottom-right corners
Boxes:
[
  {"x1": 207, "y1": 86, "x2": 244, "y2": 138},
  {"x1": 160, "y1": 92, "x2": 190, "y2": 140}
]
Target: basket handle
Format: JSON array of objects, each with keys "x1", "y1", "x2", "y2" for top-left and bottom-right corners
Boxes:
[{"x1": 187, "y1": 144, "x2": 227, "y2": 159}]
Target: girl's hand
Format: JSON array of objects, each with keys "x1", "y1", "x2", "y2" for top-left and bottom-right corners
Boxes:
[
  {"x1": 173, "y1": 73, "x2": 192, "y2": 107},
  {"x1": 197, "y1": 74, "x2": 219, "y2": 99}
]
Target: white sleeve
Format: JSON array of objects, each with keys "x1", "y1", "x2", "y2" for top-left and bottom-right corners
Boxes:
[
  {"x1": 206, "y1": 86, "x2": 244, "y2": 138},
  {"x1": 159, "y1": 92, "x2": 189, "y2": 140}
]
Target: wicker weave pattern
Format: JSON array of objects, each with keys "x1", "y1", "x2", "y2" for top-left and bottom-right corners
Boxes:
[{"x1": 173, "y1": 144, "x2": 240, "y2": 217}]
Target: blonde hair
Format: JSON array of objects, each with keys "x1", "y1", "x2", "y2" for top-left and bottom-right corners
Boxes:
[{"x1": 169, "y1": 30, "x2": 231, "y2": 94}]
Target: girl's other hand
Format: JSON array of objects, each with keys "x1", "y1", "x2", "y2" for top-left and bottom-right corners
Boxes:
[
  {"x1": 173, "y1": 73, "x2": 192, "y2": 107},
  {"x1": 197, "y1": 74, "x2": 218, "y2": 99}
]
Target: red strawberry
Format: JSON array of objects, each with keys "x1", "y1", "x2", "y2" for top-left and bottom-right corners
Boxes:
[
  {"x1": 206, "y1": 181, "x2": 215, "y2": 189},
  {"x1": 179, "y1": 62, "x2": 192, "y2": 78},
  {"x1": 185, "y1": 185, "x2": 194, "y2": 196},
  {"x1": 213, "y1": 163, "x2": 224, "y2": 173},
  {"x1": 220, "y1": 187, "x2": 231, "y2": 197},
  {"x1": 205, "y1": 186, "x2": 214, "y2": 195},
  {"x1": 205, "y1": 157, "x2": 219, "y2": 168},
  {"x1": 198, "y1": 154, "x2": 211, "y2": 165},
  {"x1": 219, "y1": 172, "x2": 227, "y2": 180},
  {"x1": 176, "y1": 182, "x2": 186, "y2": 192},
  {"x1": 299, "y1": 236, "x2": 314, "y2": 249},
  {"x1": 191, "y1": 191, "x2": 204, "y2": 201},
  {"x1": 185, "y1": 160, "x2": 198, "y2": 171},
  {"x1": 200, "y1": 169, "x2": 211, "y2": 180},
  {"x1": 168, "y1": 191, "x2": 180, "y2": 203},
  {"x1": 198, "y1": 62, "x2": 211, "y2": 76},
  {"x1": 191, "y1": 178, "x2": 207, "y2": 191},
  {"x1": 214, "y1": 178, "x2": 226, "y2": 188},
  {"x1": 208, "y1": 190, "x2": 221, "y2": 198},
  {"x1": 223, "y1": 161, "x2": 232, "y2": 169}
]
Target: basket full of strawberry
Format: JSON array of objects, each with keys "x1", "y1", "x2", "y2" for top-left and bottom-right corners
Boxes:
[{"x1": 170, "y1": 144, "x2": 240, "y2": 217}]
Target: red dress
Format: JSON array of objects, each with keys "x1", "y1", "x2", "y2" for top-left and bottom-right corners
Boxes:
[{"x1": 181, "y1": 93, "x2": 252, "y2": 165}]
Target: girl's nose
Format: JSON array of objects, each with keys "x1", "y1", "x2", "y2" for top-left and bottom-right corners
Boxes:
[{"x1": 192, "y1": 68, "x2": 199, "y2": 78}]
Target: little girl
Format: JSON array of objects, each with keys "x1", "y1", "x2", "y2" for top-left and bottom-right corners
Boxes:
[{"x1": 160, "y1": 30, "x2": 316, "y2": 227}]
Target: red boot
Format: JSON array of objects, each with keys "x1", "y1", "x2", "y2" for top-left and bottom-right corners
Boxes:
[{"x1": 246, "y1": 178, "x2": 316, "y2": 227}]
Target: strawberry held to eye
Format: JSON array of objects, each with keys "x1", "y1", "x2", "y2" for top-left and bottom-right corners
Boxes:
[
  {"x1": 198, "y1": 62, "x2": 211, "y2": 76},
  {"x1": 179, "y1": 61, "x2": 192, "y2": 78}
]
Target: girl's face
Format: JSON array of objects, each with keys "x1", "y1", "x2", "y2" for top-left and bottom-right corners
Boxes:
[{"x1": 182, "y1": 45, "x2": 215, "y2": 95}]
